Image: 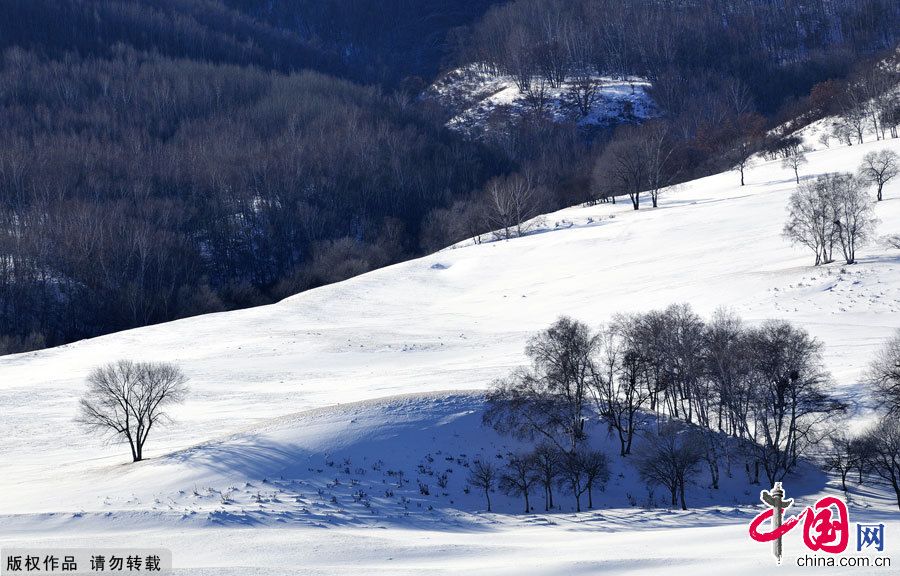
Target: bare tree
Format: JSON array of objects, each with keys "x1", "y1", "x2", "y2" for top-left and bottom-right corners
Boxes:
[
  {"x1": 500, "y1": 453, "x2": 539, "y2": 513},
  {"x1": 485, "y1": 316, "x2": 598, "y2": 452},
  {"x1": 531, "y1": 444, "x2": 563, "y2": 511},
  {"x1": 868, "y1": 329, "x2": 900, "y2": 416},
  {"x1": 858, "y1": 417, "x2": 900, "y2": 510},
  {"x1": 831, "y1": 121, "x2": 854, "y2": 147},
  {"x1": 727, "y1": 138, "x2": 757, "y2": 187},
  {"x1": 829, "y1": 173, "x2": 877, "y2": 264},
  {"x1": 591, "y1": 321, "x2": 651, "y2": 456},
  {"x1": 635, "y1": 422, "x2": 704, "y2": 510},
  {"x1": 559, "y1": 450, "x2": 589, "y2": 512},
  {"x1": 821, "y1": 431, "x2": 859, "y2": 494},
  {"x1": 594, "y1": 133, "x2": 646, "y2": 210},
  {"x1": 858, "y1": 150, "x2": 899, "y2": 202},
  {"x1": 78, "y1": 360, "x2": 189, "y2": 462},
  {"x1": 565, "y1": 73, "x2": 600, "y2": 118},
  {"x1": 641, "y1": 121, "x2": 679, "y2": 208},
  {"x1": 468, "y1": 459, "x2": 498, "y2": 512},
  {"x1": 580, "y1": 449, "x2": 610, "y2": 509},
  {"x1": 783, "y1": 175, "x2": 838, "y2": 265},
  {"x1": 781, "y1": 146, "x2": 808, "y2": 184},
  {"x1": 484, "y1": 173, "x2": 544, "y2": 240},
  {"x1": 744, "y1": 321, "x2": 845, "y2": 485}
]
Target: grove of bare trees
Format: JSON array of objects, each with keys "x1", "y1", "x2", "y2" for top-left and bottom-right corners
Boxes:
[
  {"x1": 784, "y1": 173, "x2": 877, "y2": 265},
  {"x1": 484, "y1": 307, "x2": 845, "y2": 509}
]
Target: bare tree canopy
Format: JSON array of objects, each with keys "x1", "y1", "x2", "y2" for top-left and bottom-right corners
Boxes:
[
  {"x1": 468, "y1": 459, "x2": 498, "y2": 512},
  {"x1": 858, "y1": 150, "x2": 900, "y2": 201},
  {"x1": 858, "y1": 417, "x2": 900, "y2": 510},
  {"x1": 868, "y1": 329, "x2": 900, "y2": 416},
  {"x1": 78, "y1": 360, "x2": 189, "y2": 462},
  {"x1": 483, "y1": 172, "x2": 546, "y2": 240},
  {"x1": 781, "y1": 145, "x2": 808, "y2": 184},
  {"x1": 784, "y1": 172, "x2": 877, "y2": 265},
  {"x1": 484, "y1": 316, "x2": 598, "y2": 452},
  {"x1": 636, "y1": 422, "x2": 704, "y2": 510},
  {"x1": 499, "y1": 453, "x2": 539, "y2": 513},
  {"x1": 744, "y1": 321, "x2": 845, "y2": 484}
]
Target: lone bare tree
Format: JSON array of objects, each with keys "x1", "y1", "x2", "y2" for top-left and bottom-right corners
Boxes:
[
  {"x1": 469, "y1": 459, "x2": 498, "y2": 512},
  {"x1": 594, "y1": 133, "x2": 646, "y2": 210},
  {"x1": 858, "y1": 150, "x2": 899, "y2": 201},
  {"x1": 727, "y1": 138, "x2": 756, "y2": 187},
  {"x1": 484, "y1": 173, "x2": 544, "y2": 240},
  {"x1": 781, "y1": 146, "x2": 808, "y2": 184},
  {"x1": 78, "y1": 360, "x2": 189, "y2": 462}
]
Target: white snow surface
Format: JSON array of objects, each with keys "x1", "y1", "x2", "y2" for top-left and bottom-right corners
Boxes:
[{"x1": 2, "y1": 133, "x2": 900, "y2": 574}]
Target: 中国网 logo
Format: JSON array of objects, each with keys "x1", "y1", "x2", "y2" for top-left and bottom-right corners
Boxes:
[{"x1": 749, "y1": 482, "x2": 885, "y2": 564}]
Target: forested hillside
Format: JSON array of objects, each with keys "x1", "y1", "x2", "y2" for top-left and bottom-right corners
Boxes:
[{"x1": 0, "y1": 0, "x2": 898, "y2": 354}]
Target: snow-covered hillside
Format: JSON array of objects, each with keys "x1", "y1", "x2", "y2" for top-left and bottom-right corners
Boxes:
[
  {"x1": 2, "y1": 133, "x2": 900, "y2": 574},
  {"x1": 424, "y1": 66, "x2": 655, "y2": 137}
]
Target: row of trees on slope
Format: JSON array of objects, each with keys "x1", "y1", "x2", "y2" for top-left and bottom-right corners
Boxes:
[
  {"x1": 585, "y1": 55, "x2": 898, "y2": 212},
  {"x1": 481, "y1": 310, "x2": 900, "y2": 512},
  {"x1": 823, "y1": 331, "x2": 900, "y2": 510},
  {"x1": 483, "y1": 308, "x2": 843, "y2": 510}
]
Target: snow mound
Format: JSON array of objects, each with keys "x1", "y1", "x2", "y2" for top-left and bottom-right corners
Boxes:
[{"x1": 0, "y1": 391, "x2": 826, "y2": 531}]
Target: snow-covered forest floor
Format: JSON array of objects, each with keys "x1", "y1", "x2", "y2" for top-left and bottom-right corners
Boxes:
[
  {"x1": 424, "y1": 65, "x2": 656, "y2": 136},
  {"x1": 2, "y1": 128, "x2": 899, "y2": 574}
]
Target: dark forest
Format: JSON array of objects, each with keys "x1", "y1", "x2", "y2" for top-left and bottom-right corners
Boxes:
[{"x1": 0, "y1": 0, "x2": 898, "y2": 353}]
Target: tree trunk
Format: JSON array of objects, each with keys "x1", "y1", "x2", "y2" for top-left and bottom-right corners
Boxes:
[
  {"x1": 679, "y1": 481, "x2": 687, "y2": 510},
  {"x1": 524, "y1": 491, "x2": 530, "y2": 514},
  {"x1": 877, "y1": 183, "x2": 883, "y2": 201},
  {"x1": 484, "y1": 489, "x2": 491, "y2": 512},
  {"x1": 709, "y1": 458, "x2": 720, "y2": 490}
]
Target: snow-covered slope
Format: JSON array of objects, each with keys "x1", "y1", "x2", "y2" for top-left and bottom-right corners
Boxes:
[{"x1": 2, "y1": 134, "x2": 900, "y2": 573}]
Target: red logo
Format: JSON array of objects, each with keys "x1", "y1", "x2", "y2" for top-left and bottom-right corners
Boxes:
[{"x1": 749, "y1": 483, "x2": 850, "y2": 563}]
